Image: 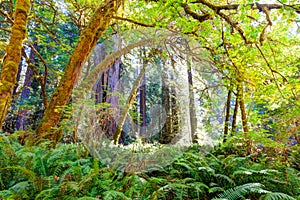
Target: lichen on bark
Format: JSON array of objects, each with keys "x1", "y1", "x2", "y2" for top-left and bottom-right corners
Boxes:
[{"x1": 0, "y1": 0, "x2": 31, "y2": 128}]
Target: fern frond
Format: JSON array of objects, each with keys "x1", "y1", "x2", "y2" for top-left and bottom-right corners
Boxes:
[
  {"x1": 215, "y1": 183, "x2": 265, "y2": 200},
  {"x1": 214, "y1": 173, "x2": 235, "y2": 187},
  {"x1": 103, "y1": 190, "x2": 131, "y2": 200},
  {"x1": 209, "y1": 187, "x2": 225, "y2": 194},
  {"x1": 173, "y1": 161, "x2": 200, "y2": 179},
  {"x1": 0, "y1": 190, "x2": 15, "y2": 199},
  {"x1": 34, "y1": 186, "x2": 61, "y2": 200},
  {"x1": 261, "y1": 192, "x2": 296, "y2": 200},
  {"x1": 0, "y1": 166, "x2": 37, "y2": 181}
]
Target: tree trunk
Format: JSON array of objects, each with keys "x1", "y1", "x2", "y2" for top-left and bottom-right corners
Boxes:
[
  {"x1": 223, "y1": 89, "x2": 232, "y2": 142},
  {"x1": 160, "y1": 59, "x2": 179, "y2": 144},
  {"x1": 161, "y1": 61, "x2": 171, "y2": 143},
  {"x1": 0, "y1": 0, "x2": 31, "y2": 129},
  {"x1": 237, "y1": 81, "x2": 249, "y2": 132},
  {"x1": 36, "y1": 0, "x2": 121, "y2": 141},
  {"x1": 187, "y1": 59, "x2": 197, "y2": 142},
  {"x1": 113, "y1": 66, "x2": 146, "y2": 144},
  {"x1": 139, "y1": 49, "x2": 147, "y2": 136},
  {"x1": 231, "y1": 94, "x2": 239, "y2": 132},
  {"x1": 16, "y1": 45, "x2": 36, "y2": 130},
  {"x1": 106, "y1": 35, "x2": 121, "y2": 138},
  {"x1": 12, "y1": 61, "x2": 23, "y2": 96}
]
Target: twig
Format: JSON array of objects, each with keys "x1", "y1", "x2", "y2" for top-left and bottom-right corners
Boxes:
[
  {"x1": 0, "y1": 9, "x2": 14, "y2": 24},
  {"x1": 112, "y1": 16, "x2": 155, "y2": 27}
]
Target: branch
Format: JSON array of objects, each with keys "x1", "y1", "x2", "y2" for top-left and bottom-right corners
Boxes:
[
  {"x1": 196, "y1": 0, "x2": 252, "y2": 44},
  {"x1": 34, "y1": 14, "x2": 72, "y2": 55},
  {"x1": 23, "y1": 44, "x2": 49, "y2": 108},
  {"x1": 0, "y1": 9, "x2": 14, "y2": 24},
  {"x1": 259, "y1": 6, "x2": 272, "y2": 46},
  {"x1": 198, "y1": 2, "x2": 299, "y2": 13},
  {"x1": 112, "y1": 16, "x2": 155, "y2": 27},
  {"x1": 182, "y1": 3, "x2": 211, "y2": 22},
  {"x1": 255, "y1": 43, "x2": 288, "y2": 99},
  {"x1": 29, "y1": 43, "x2": 48, "y2": 108}
]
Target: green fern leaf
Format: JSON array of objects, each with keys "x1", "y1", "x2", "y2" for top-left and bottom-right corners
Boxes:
[
  {"x1": 261, "y1": 192, "x2": 296, "y2": 200},
  {"x1": 215, "y1": 183, "x2": 264, "y2": 200}
]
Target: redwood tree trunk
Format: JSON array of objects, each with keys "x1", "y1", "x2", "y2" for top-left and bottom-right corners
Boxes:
[
  {"x1": 161, "y1": 62, "x2": 171, "y2": 143},
  {"x1": 139, "y1": 50, "x2": 147, "y2": 136},
  {"x1": 36, "y1": 0, "x2": 121, "y2": 141},
  {"x1": 106, "y1": 36, "x2": 121, "y2": 138},
  {"x1": 187, "y1": 60, "x2": 197, "y2": 142},
  {"x1": 0, "y1": 0, "x2": 31, "y2": 128},
  {"x1": 16, "y1": 45, "x2": 36, "y2": 130}
]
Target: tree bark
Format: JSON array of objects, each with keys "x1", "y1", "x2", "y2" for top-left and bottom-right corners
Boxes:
[
  {"x1": 161, "y1": 61, "x2": 171, "y2": 143},
  {"x1": 12, "y1": 61, "x2": 22, "y2": 96},
  {"x1": 139, "y1": 49, "x2": 147, "y2": 136},
  {"x1": 237, "y1": 80, "x2": 249, "y2": 132},
  {"x1": 113, "y1": 66, "x2": 146, "y2": 144},
  {"x1": 36, "y1": 0, "x2": 122, "y2": 141},
  {"x1": 160, "y1": 59, "x2": 179, "y2": 143},
  {"x1": 16, "y1": 45, "x2": 36, "y2": 130},
  {"x1": 231, "y1": 94, "x2": 239, "y2": 132},
  {"x1": 106, "y1": 35, "x2": 121, "y2": 138},
  {"x1": 0, "y1": 0, "x2": 31, "y2": 129},
  {"x1": 223, "y1": 89, "x2": 232, "y2": 142},
  {"x1": 187, "y1": 59, "x2": 197, "y2": 142}
]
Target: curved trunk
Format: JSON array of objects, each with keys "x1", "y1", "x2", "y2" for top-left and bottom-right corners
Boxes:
[
  {"x1": 36, "y1": 0, "x2": 122, "y2": 141},
  {"x1": 113, "y1": 66, "x2": 146, "y2": 144},
  {"x1": 0, "y1": 0, "x2": 31, "y2": 128}
]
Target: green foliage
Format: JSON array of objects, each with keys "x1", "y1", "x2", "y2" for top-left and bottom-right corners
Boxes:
[
  {"x1": 214, "y1": 183, "x2": 268, "y2": 200},
  {"x1": 1, "y1": 133, "x2": 299, "y2": 199},
  {"x1": 290, "y1": 145, "x2": 300, "y2": 170}
]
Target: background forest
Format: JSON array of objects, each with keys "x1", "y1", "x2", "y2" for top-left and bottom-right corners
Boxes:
[{"x1": 0, "y1": 0, "x2": 299, "y2": 199}]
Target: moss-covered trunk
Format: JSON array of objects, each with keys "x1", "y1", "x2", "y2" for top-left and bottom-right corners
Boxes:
[
  {"x1": 36, "y1": 0, "x2": 121, "y2": 141},
  {"x1": 0, "y1": 0, "x2": 30, "y2": 128}
]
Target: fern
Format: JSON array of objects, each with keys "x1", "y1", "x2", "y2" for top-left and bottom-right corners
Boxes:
[
  {"x1": 173, "y1": 160, "x2": 200, "y2": 180},
  {"x1": 34, "y1": 187, "x2": 61, "y2": 200},
  {"x1": 102, "y1": 190, "x2": 131, "y2": 200},
  {"x1": 213, "y1": 173, "x2": 235, "y2": 188},
  {"x1": 261, "y1": 192, "x2": 296, "y2": 200},
  {"x1": 233, "y1": 168, "x2": 280, "y2": 184},
  {"x1": 209, "y1": 186, "x2": 225, "y2": 194},
  {"x1": 214, "y1": 183, "x2": 266, "y2": 200}
]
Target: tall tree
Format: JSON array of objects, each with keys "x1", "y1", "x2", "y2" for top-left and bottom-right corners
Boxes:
[
  {"x1": 0, "y1": 0, "x2": 31, "y2": 128},
  {"x1": 35, "y1": 0, "x2": 122, "y2": 141},
  {"x1": 139, "y1": 48, "x2": 147, "y2": 136},
  {"x1": 187, "y1": 59, "x2": 197, "y2": 142},
  {"x1": 16, "y1": 44, "x2": 36, "y2": 130}
]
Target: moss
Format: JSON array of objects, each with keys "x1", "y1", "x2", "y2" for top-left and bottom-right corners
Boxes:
[
  {"x1": 0, "y1": 0, "x2": 30, "y2": 126},
  {"x1": 15, "y1": 0, "x2": 30, "y2": 15}
]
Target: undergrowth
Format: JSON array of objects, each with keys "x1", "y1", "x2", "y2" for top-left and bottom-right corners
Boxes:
[{"x1": 0, "y1": 133, "x2": 299, "y2": 200}]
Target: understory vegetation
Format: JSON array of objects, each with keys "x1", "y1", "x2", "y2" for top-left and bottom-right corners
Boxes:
[
  {"x1": 0, "y1": 133, "x2": 299, "y2": 200},
  {"x1": 1, "y1": 0, "x2": 300, "y2": 199}
]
